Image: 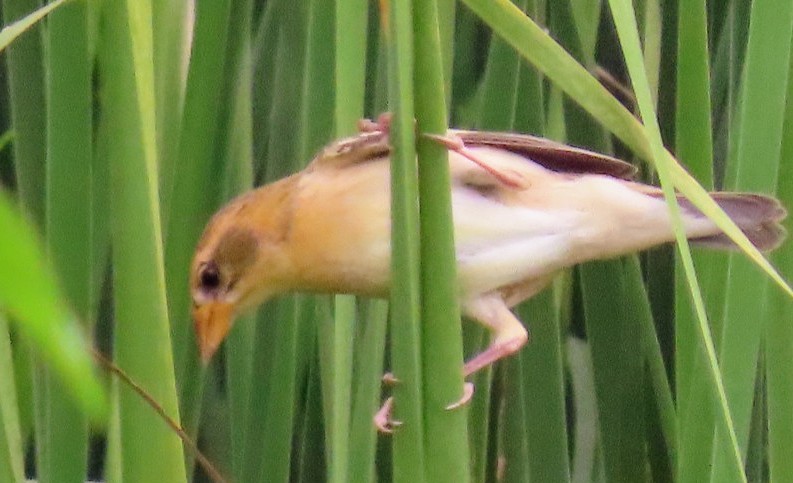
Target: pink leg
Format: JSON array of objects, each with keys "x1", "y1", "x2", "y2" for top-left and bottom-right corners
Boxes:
[
  {"x1": 375, "y1": 294, "x2": 530, "y2": 427},
  {"x1": 443, "y1": 296, "x2": 529, "y2": 411},
  {"x1": 462, "y1": 295, "x2": 530, "y2": 377},
  {"x1": 424, "y1": 133, "x2": 527, "y2": 189}
]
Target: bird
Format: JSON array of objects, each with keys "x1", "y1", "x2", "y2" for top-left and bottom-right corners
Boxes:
[{"x1": 190, "y1": 118, "x2": 786, "y2": 429}]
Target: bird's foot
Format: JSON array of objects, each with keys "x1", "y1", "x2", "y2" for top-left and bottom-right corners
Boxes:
[
  {"x1": 374, "y1": 397, "x2": 402, "y2": 434},
  {"x1": 358, "y1": 113, "x2": 393, "y2": 133},
  {"x1": 445, "y1": 382, "x2": 475, "y2": 410},
  {"x1": 373, "y1": 372, "x2": 474, "y2": 432},
  {"x1": 375, "y1": 372, "x2": 401, "y2": 433}
]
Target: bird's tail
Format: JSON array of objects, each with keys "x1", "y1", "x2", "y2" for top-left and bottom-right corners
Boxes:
[{"x1": 677, "y1": 193, "x2": 787, "y2": 251}]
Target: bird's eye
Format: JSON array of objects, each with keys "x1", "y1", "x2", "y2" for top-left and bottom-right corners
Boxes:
[{"x1": 199, "y1": 262, "x2": 221, "y2": 291}]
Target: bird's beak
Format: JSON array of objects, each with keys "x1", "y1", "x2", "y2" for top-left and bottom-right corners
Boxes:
[{"x1": 193, "y1": 301, "x2": 235, "y2": 363}]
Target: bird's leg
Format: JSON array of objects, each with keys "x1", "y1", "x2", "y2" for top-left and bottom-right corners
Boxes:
[
  {"x1": 374, "y1": 296, "x2": 529, "y2": 430},
  {"x1": 424, "y1": 132, "x2": 526, "y2": 189},
  {"x1": 462, "y1": 295, "x2": 530, "y2": 378},
  {"x1": 359, "y1": 116, "x2": 526, "y2": 189},
  {"x1": 441, "y1": 296, "x2": 528, "y2": 411}
]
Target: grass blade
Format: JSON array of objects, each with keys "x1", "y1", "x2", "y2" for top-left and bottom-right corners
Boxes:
[
  {"x1": 163, "y1": 0, "x2": 232, "y2": 449},
  {"x1": 766, "y1": 38, "x2": 793, "y2": 481},
  {"x1": 0, "y1": 0, "x2": 71, "y2": 52},
  {"x1": 517, "y1": 289, "x2": 571, "y2": 482},
  {"x1": 98, "y1": 1, "x2": 186, "y2": 480},
  {"x1": 3, "y1": 0, "x2": 62, "y2": 458},
  {"x1": 152, "y1": 0, "x2": 190, "y2": 219},
  {"x1": 606, "y1": 0, "x2": 753, "y2": 479},
  {"x1": 2, "y1": 0, "x2": 47, "y2": 227},
  {"x1": 36, "y1": 1, "x2": 92, "y2": 480},
  {"x1": 711, "y1": 0, "x2": 793, "y2": 478},
  {"x1": 0, "y1": 190, "x2": 105, "y2": 418},
  {"x1": 0, "y1": 315, "x2": 24, "y2": 483},
  {"x1": 412, "y1": 1, "x2": 470, "y2": 481},
  {"x1": 218, "y1": 0, "x2": 255, "y2": 479},
  {"x1": 580, "y1": 260, "x2": 646, "y2": 482},
  {"x1": 387, "y1": 1, "x2": 426, "y2": 481}
]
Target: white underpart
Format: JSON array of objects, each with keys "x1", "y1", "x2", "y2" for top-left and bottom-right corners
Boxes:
[
  {"x1": 448, "y1": 152, "x2": 722, "y2": 299},
  {"x1": 453, "y1": 188, "x2": 578, "y2": 296}
]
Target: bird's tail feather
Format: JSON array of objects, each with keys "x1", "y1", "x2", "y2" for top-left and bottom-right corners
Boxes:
[{"x1": 678, "y1": 193, "x2": 787, "y2": 251}]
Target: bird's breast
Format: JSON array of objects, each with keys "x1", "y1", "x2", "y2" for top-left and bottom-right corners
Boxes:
[{"x1": 286, "y1": 163, "x2": 393, "y2": 296}]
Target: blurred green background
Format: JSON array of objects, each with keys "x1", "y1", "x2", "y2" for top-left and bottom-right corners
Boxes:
[{"x1": 0, "y1": 0, "x2": 792, "y2": 482}]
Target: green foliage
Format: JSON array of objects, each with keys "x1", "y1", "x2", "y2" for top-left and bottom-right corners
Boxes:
[{"x1": 0, "y1": 0, "x2": 791, "y2": 481}]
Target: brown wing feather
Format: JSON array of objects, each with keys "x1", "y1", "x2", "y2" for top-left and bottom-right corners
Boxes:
[
  {"x1": 452, "y1": 130, "x2": 637, "y2": 180},
  {"x1": 307, "y1": 130, "x2": 391, "y2": 171},
  {"x1": 308, "y1": 127, "x2": 637, "y2": 181}
]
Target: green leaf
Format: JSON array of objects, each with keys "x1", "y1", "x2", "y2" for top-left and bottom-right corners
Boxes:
[
  {"x1": 98, "y1": 0, "x2": 187, "y2": 480},
  {"x1": 36, "y1": 0, "x2": 93, "y2": 480},
  {"x1": 0, "y1": 315, "x2": 24, "y2": 483},
  {"x1": 0, "y1": 191, "x2": 106, "y2": 419},
  {"x1": 0, "y1": 0, "x2": 72, "y2": 52}
]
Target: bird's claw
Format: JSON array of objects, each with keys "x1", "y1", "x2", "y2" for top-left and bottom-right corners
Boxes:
[
  {"x1": 382, "y1": 372, "x2": 401, "y2": 385},
  {"x1": 445, "y1": 382, "x2": 475, "y2": 410},
  {"x1": 374, "y1": 372, "x2": 401, "y2": 433},
  {"x1": 374, "y1": 380, "x2": 474, "y2": 432},
  {"x1": 374, "y1": 397, "x2": 402, "y2": 433},
  {"x1": 358, "y1": 113, "x2": 393, "y2": 133}
]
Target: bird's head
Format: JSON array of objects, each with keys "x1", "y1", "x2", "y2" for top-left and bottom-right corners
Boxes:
[
  {"x1": 190, "y1": 224, "x2": 261, "y2": 362},
  {"x1": 191, "y1": 180, "x2": 298, "y2": 363},
  {"x1": 190, "y1": 221, "x2": 281, "y2": 363}
]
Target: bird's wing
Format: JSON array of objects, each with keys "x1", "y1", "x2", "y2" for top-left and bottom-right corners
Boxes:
[
  {"x1": 307, "y1": 127, "x2": 636, "y2": 182},
  {"x1": 451, "y1": 130, "x2": 637, "y2": 180}
]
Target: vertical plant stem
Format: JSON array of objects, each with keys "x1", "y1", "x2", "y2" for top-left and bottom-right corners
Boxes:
[
  {"x1": 387, "y1": 0, "x2": 425, "y2": 480},
  {"x1": 412, "y1": 1, "x2": 469, "y2": 481},
  {"x1": 674, "y1": 0, "x2": 717, "y2": 480},
  {"x1": 330, "y1": 1, "x2": 374, "y2": 482},
  {"x1": 99, "y1": 1, "x2": 187, "y2": 481},
  {"x1": 580, "y1": 261, "x2": 646, "y2": 482},
  {"x1": 2, "y1": 0, "x2": 47, "y2": 224},
  {"x1": 152, "y1": 0, "x2": 190, "y2": 221},
  {"x1": 766, "y1": 40, "x2": 793, "y2": 481},
  {"x1": 0, "y1": 315, "x2": 23, "y2": 483},
  {"x1": 712, "y1": 0, "x2": 792, "y2": 477},
  {"x1": 2, "y1": 0, "x2": 48, "y2": 445},
  {"x1": 38, "y1": 1, "x2": 91, "y2": 481}
]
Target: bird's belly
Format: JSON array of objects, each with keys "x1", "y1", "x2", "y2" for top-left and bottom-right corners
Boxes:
[
  {"x1": 451, "y1": 191, "x2": 577, "y2": 296},
  {"x1": 454, "y1": 233, "x2": 573, "y2": 296}
]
